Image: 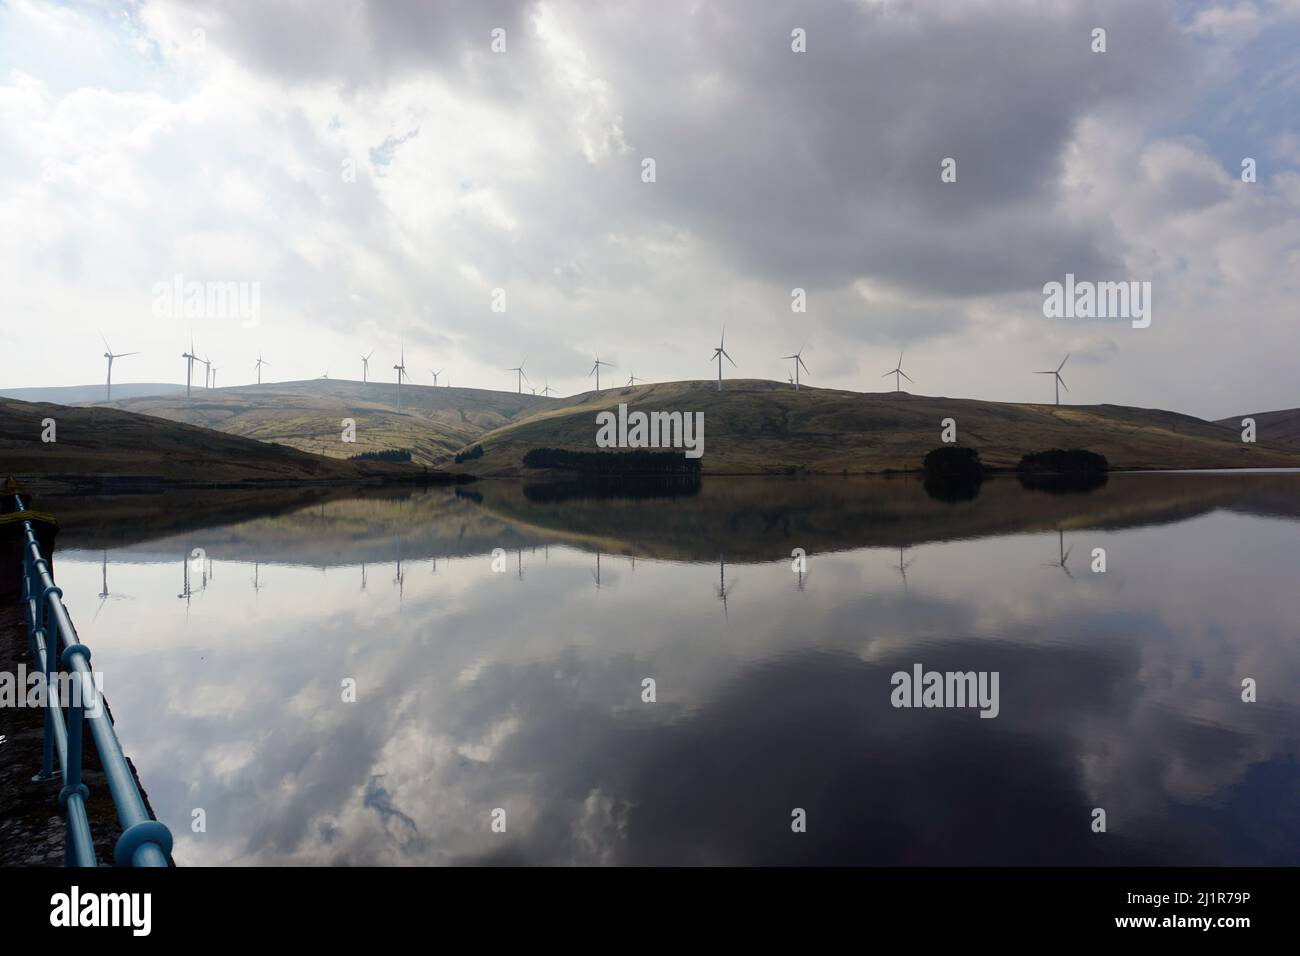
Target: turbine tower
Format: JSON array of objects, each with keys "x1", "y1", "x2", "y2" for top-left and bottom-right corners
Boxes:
[
  {"x1": 1035, "y1": 353, "x2": 1070, "y2": 405},
  {"x1": 99, "y1": 333, "x2": 139, "y2": 402},
  {"x1": 506, "y1": 359, "x2": 529, "y2": 394},
  {"x1": 539, "y1": 378, "x2": 555, "y2": 396},
  {"x1": 254, "y1": 352, "x2": 269, "y2": 384},
  {"x1": 393, "y1": 346, "x2": 410, "y2": 409},
  {"x1": 181, "y1": 336, "x2": 198, "y2": 399},
  {"x1": 430, "y1": 368, "x2": 443, "y2": 387},
  {"x1": 210, "y1": 364, "x2": 219, "y2": 388},
  {"x1": 781, "y1": 346, "x2": 809, "y2": 390},
  {"x1": 202, "y1": 354, "x2": 213, "y2": 389},
  {"x1": 882, "y1": 351, "x2": 913, "y2": 393},
  {"x1": 626, "y1": 374, "x2": 644, "y2": 387},
  {"x1": 1043, "y1": 529, "x2": 1073, "y2": 578},
  {"x1": 711, "y1": 328, "x2": 735, "y2": 392},
  {"x1": 715, "y1": 553, "x2": 738, "y2": 619},
  {"x1": 361, "y1": 349, "x2": 373, "y2": 383},
  {"x1": 588, "y1": 354, "x2": 614, "y2": 391}
]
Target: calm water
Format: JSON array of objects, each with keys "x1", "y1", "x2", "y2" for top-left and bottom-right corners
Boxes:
[{"x1": 46, "y1": 474, "x2": 1300, "y2": 865}]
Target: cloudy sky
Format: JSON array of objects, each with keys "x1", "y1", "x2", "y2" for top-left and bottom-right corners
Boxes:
[{"x1": 1, "y1": 0, "x2": 1298, "y2": 418}]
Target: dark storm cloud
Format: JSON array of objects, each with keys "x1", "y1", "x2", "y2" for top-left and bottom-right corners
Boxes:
[{"x1": 156, "y1": 0, "x2": 1198, "y2": 305}]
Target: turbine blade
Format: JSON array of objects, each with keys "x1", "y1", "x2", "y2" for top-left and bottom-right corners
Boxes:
[
  {"x1": 798, "y1": 356, "x2": 809, "y2": 373},
  {"x1": 1058, "y1": 353, "x2": 1070, "y2": 371},
  {"x1": 1058, "y1": 377, "x2": 1069, "y2": 392},
  {"x1": 900, "y1": 371, "x2": 913, "y2": 383}
]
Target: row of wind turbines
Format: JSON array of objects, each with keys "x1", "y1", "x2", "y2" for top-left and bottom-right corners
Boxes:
[{"x1": 94, "y1": 331, "x2": 1076, "y2": 407}]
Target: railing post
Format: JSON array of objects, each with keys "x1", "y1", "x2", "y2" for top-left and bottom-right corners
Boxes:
[
  {"x1": 60, "y1": 647, "x2": 95, "y2": 868},
  {"x1": 32, "y1": 585, "x2": 62, "y2": 783}
]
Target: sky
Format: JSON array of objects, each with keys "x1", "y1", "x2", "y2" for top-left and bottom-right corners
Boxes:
[{"x1": 1, "y1": 0, "x2": 1298, "y2": 419}]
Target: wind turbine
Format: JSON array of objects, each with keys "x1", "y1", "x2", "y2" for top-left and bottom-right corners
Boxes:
[
  {"x1": 715, "y1": 553, "x2": 738, "y2": 619},
  {"x1": 882, "y1": 351, "x2": 913, "y2": 393},
  {"x1": 201, "y1": 354, "x2": 213, "y2": 389},
  {"x1": 181, "y1": 336, "x2": 198, "y2": 399},
  {"x1": 1043, "y1": 529, "x2": 1073, "y2": 578},
  {"x1": 430, "y1": 368, "x2": 443, "y2": 387},
  {"x1": 889, "y1": 547, "x2": 916, "y2": 593},
  {"x1": 210, "y1": 364, "x2": 220, "y2": 388},
  {"x1": 393, "y1": 347, "x2": 410, "y2": 409},
  {"x1": 711, "y1": 328, "x2": 736, "y2": 392},
  {"x1": 99, "y1": 333, "x2": 139, "y2": 402},
  {"x1": 626, "y1": 374, "x2": 644, "y2": 387},
  {"x1": 588, "y1": 354, "x2": 614, "y2": 391},
  {"x1": 1035, "y1": 353, "x2": 1070, "y2": 406},
  {"x1": 91, "y1": 550, "x2": 131, "y2": 623},
  {"x1": 539, "y1": 378, "x2": 555, "y2": 396},
  {"x1": 781, "y1": 346, "x2": 809, "y2": 390},
  {"x1": 506, "y1": 359, "x2": 529, "y2": 394},
  {"x1": 361, "y1": 349, "x2": 373, "y2": 383},
  {"x1": 254, "y1": 352, "x2": 269, "y2": 384}
]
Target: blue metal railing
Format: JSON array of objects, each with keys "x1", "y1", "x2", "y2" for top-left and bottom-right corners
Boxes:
[{"x1": 12, "y1": 494, "x2": 172, "y2": 867}]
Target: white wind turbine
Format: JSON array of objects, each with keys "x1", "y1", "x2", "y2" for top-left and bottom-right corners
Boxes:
[
  {"x1": 1035, "y1": 353, "x2": 1070, "y2": 406},
  {"x1": 254, "y1": 352, "x2": 269, "y2": 384},
  {"x1": 181, "y1": 336, "x2": 198, "y2": 399},
  {"x1": 882, "y1": 350, "x2": 913, "y2": 393},
  {"x1": 539, "y1": 377, "x2": 555, "y2": 396},
  {"x1": 201, "y1": 354, "x2": 213, "y2": 389},
  {"x1": 589, "y1": 354, "x2": 614, "y2": 391},
  {"x1": 711, "y1": 328, "x2": 735, "y2": 392},
  {"x1": 707, "y1": 327, "x2": 738, "y2": 390},
  {"x1": 507, "y1": 359, "x2": 529, "y2": 394},
  {"x1": 430, "y1": 368, "x2": 443, "y2": 387},
  {"x1": 99, "y1": 332, "x2": 139, "y2": 402},
  {"x1": 361, "y1": 349, "x2": 373, "y2": 383},
  {"x1": 393, "y1": 346, "x2": 410, "y2": 409},
  {"x1": 781, "y1": 346, "x2": 809, "y2": 390}
]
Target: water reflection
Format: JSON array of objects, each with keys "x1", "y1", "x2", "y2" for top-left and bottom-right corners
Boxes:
[{"x1": 45, "y1": 474, "x2": 1300, "y2": 865}]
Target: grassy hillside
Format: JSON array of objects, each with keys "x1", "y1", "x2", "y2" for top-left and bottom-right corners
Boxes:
[
  {"x1": 1216, "y1": 408, "x2": 1300, "y2": 446},
  {"x1": 0, "y1": 383, "x2": 186, "y2": 404},
  {"x1": 92, "y1": 379, "x2": 556, "y2": 466},
  {"x1": 0, "y1": 397, "x2": 427, "y2": 492},
  {"x1": 455, "y1": 379, "x2": 1300, "y2": 475}
]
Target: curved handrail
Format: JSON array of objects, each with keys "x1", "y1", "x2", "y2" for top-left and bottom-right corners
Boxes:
[{"x1": 12, "y1": 495, "x2": 172, "y2": 867}]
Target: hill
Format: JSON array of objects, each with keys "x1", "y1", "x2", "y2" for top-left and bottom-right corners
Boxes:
[
  {"x1": 90, "y1": 379, "x2": 556, "y2": 466},
  {"x1": 452, "y1": 379, "x2": 1300, "y2": 475},
  {"x1": 0, "y1": 397, "x2": 430, "y2": 492},
  {"x1": 1216, "y1": 408, "x2": 1300, "y2": 446},
  {"x1": 0, "y1": 383, "x2": 186, "y2": 404}
]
